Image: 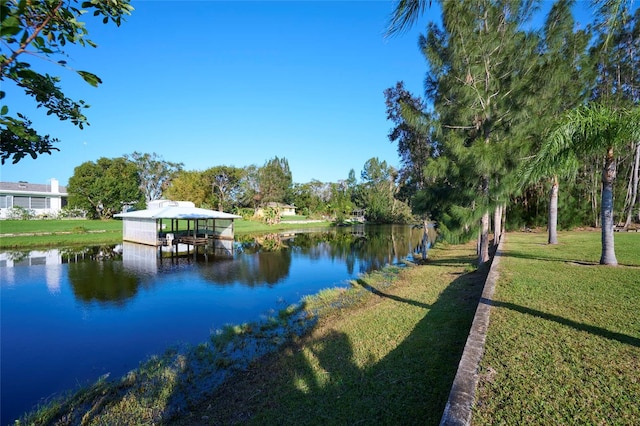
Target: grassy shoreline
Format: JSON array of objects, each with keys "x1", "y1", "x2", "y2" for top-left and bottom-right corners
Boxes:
[{"x1": 0, "y1": 219, "x2": 332, "y2": 249}]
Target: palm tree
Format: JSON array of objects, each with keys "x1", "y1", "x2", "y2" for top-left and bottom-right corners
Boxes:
[{"x1": 528, "y1": 103, "x2": 640, "y2": 265}]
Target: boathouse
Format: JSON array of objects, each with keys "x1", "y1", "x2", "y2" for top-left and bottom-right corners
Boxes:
[{"x1": 114, "y1": 200, "x2": 241, "y2": 247}]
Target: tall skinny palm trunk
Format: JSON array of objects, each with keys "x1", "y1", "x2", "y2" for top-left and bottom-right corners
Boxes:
[
  {"x1": 600, "y1": 147, "x2": 618, "y2": 265},
  {"x1": 548, "y1": 175, "x2": 559, "y2": 244}
]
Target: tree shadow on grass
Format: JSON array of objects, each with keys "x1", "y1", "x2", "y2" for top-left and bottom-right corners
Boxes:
[
  {"x1": 182, "y1": 261, "x2": 487, "y2": 425},
  {"x1": 487, "y1": 300, "x2": 640, "y2": 348},
  {"x1": 501, "y1": 249, "x2": 597, "y2": 265},
  {"x1": 354, "y1": 278, "x2": 432, "y2": 310},
  {"x1": 502, "y1": 249, "x2": 640, "y2": 269}
]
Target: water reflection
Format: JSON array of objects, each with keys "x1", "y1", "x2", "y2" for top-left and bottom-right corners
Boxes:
[
  {"x1": 69, "y1": 261, "x2": 140, "y2": 307},
  {"x1": 0, "y1": 225, "x2": 434, "y2": 305}
]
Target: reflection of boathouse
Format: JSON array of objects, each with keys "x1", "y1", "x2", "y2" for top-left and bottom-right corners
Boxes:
[{"x1": 115, "y1": 200, "x2": 241, "y2": 258}]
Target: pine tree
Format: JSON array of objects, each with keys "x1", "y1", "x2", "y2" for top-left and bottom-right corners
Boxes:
[{"x1": 419, "y1": 0, "x2": 540, "y2": 264}]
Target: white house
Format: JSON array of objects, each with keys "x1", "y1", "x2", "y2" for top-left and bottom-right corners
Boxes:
[{"x1": 0, "y1": 179, "x2": 68, "y2": 219}]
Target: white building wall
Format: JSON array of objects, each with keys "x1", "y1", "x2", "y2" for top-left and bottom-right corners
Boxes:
[
  {"x1": 122, "y1": 218, "x2": 158, "y2": 245},
  {"x1": 214, "y1": 219, "x2": 234, "y2": 239}
]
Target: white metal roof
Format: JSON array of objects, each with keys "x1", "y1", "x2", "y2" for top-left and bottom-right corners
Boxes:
[{"x1": 115, "y1": 206, "x2": 241, "y2": 220}]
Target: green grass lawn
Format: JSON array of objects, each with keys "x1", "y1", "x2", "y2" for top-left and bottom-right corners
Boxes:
[
  {"x1": 473, "y1": 231, "x2": 640, "y2": 425},
  {"x1": 0, "y1": 219, "x2": 122, "y2": 234},
  {"x1": 0, "y1": 219, "x2": 123, "y2": 248}
]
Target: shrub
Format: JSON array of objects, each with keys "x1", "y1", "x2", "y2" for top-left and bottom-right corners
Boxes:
[
  {"x1": 5, "y1": 206, "x2": 35, "y2": 220},
  {"x1": 234, "y1": 208, "x2": 255, "y2": 220},
  {"x1": 57, "y1": 207, "x2": 87, "y2": 219}
]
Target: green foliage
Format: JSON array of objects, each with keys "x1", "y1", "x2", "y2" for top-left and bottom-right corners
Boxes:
[
  {"x1": 57, "y1": 206, "x2": 87, "y2": 219},
  {"x1": 354, "y1": 157, "x2": 413, "y2": 223},
  {"x1": 163, "y1": 170, "x2": 209, "y2": 207},
  {"x1": 234, "y1": 207, "x2": 256, "y2": 220},
  {"x1": 205, "y1": 165, "x2": 244, "y2": 211},
  {"x1": 391, "y1": 0, "x2": 542, "y2": 252},
  {"x1": 326, "y1": 180, "x2": 353, "y2": 222},
  {"x1": 386, "y1": 0, "x2": 432, "y2": 37},
  {"x1": 67, "y1": 157, "x2": 144, "y2": 219},
  {"x1": 384, "y1": 81, "x2": 433, "y2": 201},
  {"x1": 0, "y1": 0, "x2": 134, "y2": 163},
  {"x1": 0, "y1": 114, "x2": 59, "y2": 163},
  {"x1": 262, "y1": 206, "x2": 281, "y2": 225},
  {"x1": 289, "y1": 180, "x2": 330, "y2": 217},
  {"x1": 385, "y1": 1, "x2": 640, "y2": 242},
  {"x1": 124, "y1": 152, "x2": 183, "y2": 202},
  {"x1": 237, "y1": 164, "x2": 261, "y2": 208},
  {"x1": 590, "y1": 5, "x2": 640, "y2": 106},
  {"x1": 258, "y1": 156, "x2": 292, "y2": 204}
]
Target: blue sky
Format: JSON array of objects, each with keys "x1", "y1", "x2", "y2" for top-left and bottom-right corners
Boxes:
[{"x1": 0, "y1": 1, "x2": 618, "y2": 187}]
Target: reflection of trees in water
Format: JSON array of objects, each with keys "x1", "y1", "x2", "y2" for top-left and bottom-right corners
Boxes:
[
  {"x1": 224, "y1": 225, "x2": 427, "y2": 283},
  {"x1": 62, "y1": 226, "x2": 430, "y2": 301},
  {"x1": 68, "y1": 260, "x2": 139, "y2": 306},
  {"x1": 320, "y1": 225, "x2": 427, "y2": 274},
  {"x1": 4, "y1": 250, "x2": 29, "y2": 262},
  {"x1": 199, "y1": 250, "x2": 292, "y2": 287},
  {"x1": 60, "y1": 245, "x2": 123, "y2": 263}
]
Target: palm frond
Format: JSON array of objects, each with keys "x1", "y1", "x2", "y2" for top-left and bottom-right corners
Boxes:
[{"x1": 386, "y1": 0, "x2": 432, "y2": 37}]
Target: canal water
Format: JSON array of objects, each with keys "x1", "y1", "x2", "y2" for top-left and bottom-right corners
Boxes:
[{"x1": 0, "y1": 224, "x2": 432, "y2": 424}]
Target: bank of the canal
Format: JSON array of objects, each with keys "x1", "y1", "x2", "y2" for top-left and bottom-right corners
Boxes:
[{"x1": 13, "y1": 239, "x2": 486, "y2": 425}]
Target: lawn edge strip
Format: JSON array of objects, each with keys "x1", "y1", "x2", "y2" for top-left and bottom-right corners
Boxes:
[{"x1": 440, "y1": 235, "x2": 505, "y2": 426}]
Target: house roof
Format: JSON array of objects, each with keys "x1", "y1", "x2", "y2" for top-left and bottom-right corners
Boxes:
[
  {"x1": 0, "y1": 181, "x2": 67, "y2": 195},
  {"x1": 115, "y1": 206, "x2": 241, "y2": 220}
]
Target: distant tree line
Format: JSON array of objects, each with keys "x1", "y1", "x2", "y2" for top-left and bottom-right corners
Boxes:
[{"x1": 67, "y1": 152, "x2": 414, "y2": 223}]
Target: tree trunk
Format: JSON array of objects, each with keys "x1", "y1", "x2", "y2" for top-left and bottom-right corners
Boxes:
[
  {"x1": 493, "y1": 204, "x2": 502, "y2": 247},
  {"x1": 623, "y1": 142, "x2": 639, "y2": 230},
  {"x1": 600, "y1": 147, "x2": 618, "y2": 265},
  {"x1": 478, "y1": 176, "x2": 490, "y2": 265},
  {"x1": 548, "y1": 175, "x2": 559, "y2": 244},
  {"x1": 590, "y1": 165, "x2": 600, "y2": 227},
  {"x1": 479, "y1": 211, "x2": 490, "y2": 265}
]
